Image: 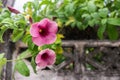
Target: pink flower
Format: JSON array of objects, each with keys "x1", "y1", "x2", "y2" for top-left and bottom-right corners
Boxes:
[
  {"x1": 30, "y1": 18, "x2": 58, "y2": 46},
  {"x1": 7, "y1": 6, "x2": 20, "y2": 14},
  {"x1": 35, "y1": 49, "x2": 56, "y2": 69}
]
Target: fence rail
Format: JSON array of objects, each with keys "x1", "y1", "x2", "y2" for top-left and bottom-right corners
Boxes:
[
  {"x1": 1, "y1": 40, "x2": 120, "y2": 80},
  {"x1": 17, "y1": 40, "x2": 120, "y2": 74}
]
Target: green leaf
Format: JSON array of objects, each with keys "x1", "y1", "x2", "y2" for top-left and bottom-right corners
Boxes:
[
  {"x1": 0, "y1": 26, "x2": 8, "y2": 43},
  {"x1": 0, "y1": 58, "x2": 7, "y2": 72},
  {"x1": 0, "y1": 9, "x2": 11, "y2": 20},
  {"x1": 11, "y1": 30, "x2": 24, "y2": 42},
  {"x1": 0, "y1": 53, "x2": 5, "y2": 59},
  {"x1": 71, "y1": 22, "x2": 76, "y2": 28},
  {"x1": 23, "y1": 2, "x2": 34, "y2": 11},
  {"x1": 91, "y1": 12, "x2": 100, "y2": 19},
  {"x1": 0, "y1": 53, "x2": 7, "y2": 73},
  {"x1": 82, "y1": 14, "x2": 91, "y2": 20},
  {"x1": 55, "y1": 46, "x2": 63, "y2": 54},
  {"x1": 14, "y1": 20, "x2": 27, "y2": 29},
  {"x1": 76, "y1": 22, "x2": 82, "y2": 30},
  {"x1": 107, "y1": 18, "x2": 120, "y2": 26},
  {"x1": 0, "y1": 58, "x2": 7, "y2": 67},
  {"x1": 28, "y1": 38, "x2": 35, "y2": 50},
  {"x1": 88, "y1": 19, "x2": 95, "y2": 27},
  {"x1": 17, "y1": 50, "x2": 31, "y2": 59},
  {"x1": 110, "y1": 11, "x2": 116, "y2": 17},
  {"x1": 51, "y1": 44, "x2": 57, "y2": 49},
  {"x1": 22, "y1": 34, "x2": 31, "y2": 43},
  {"x1": 97, "y1": 25, "x2": 106, "y2": 39},
  {"x1": 95, "y1": 0, "x2": 104, "y2": 8},
  {"x1": 98, "y1": 8, "x2": 108, "y2": 18},
  {"x1": 114, "y1": 1, "x2": 120, "y2": 9},
  {"x1": 15, "y1": 60, "x2": 30, "y2": 76},
  {"x1": 97, "y1": 19, "x2": 107, "y2": 39},
  {"x1": 101, "y1": 18, "x2": 107, "y2": 25},
  {"x1": 1, "y1": 18, "x2": 14, "y2": 28},
  {"x1": 65, "y1": 3, "x2": 75, "y2": 15},
  {"x1": 107, "y1": 25, "x2": 118, "y2": 40},
  {"x1": 87, "y1": 1, "x2": 96, "y2": 12},
  {"x1": 31, "y1": 57, "x2": 36, "y2": 73},
  {"x1": 34, "y1": 0, "x2": 39, "y2": 10},
  {"x1": 65, "y1": 17, "x2": 75, "y2": 26}
]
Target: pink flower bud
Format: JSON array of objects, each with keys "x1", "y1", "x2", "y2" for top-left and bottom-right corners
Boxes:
[
  {"x1": 7, "y1": 6, "x2": 20, "y2": 14},
  {"x1": 29, "y1": 16, "x2": 33, "y2": 24}
]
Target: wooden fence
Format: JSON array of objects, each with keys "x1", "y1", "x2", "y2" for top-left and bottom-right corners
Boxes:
[{"x1": 12, "y1": 40, "x2": 120, "y2": 80}]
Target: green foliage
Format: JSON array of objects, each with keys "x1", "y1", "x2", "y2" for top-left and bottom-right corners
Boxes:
[
  {"x1": 98, "y1": 8, "x2": 108, "y2": 18},
  {"x1": 0, "y1": 54, "x2": 7, "y2": 67},
  {"x1": 107, "y1": 18, "x2": 120, "y2": 26},
  {"x1": 31, "y1": 57, "x2": 36, "y2": 73},
  {"x1": 11, "y1": 29, "x2": 24, "y2": 42},
  {"x1": 107, "y1": 25, "x2": 119, "y2": 40},
  {"x1": 0, "y1": 53, "x2": 7, "y2": 74},
  {"x1": 55, "y1": 54, "x2": 65, "y2": 65},
  {"x1": 87, "y1": 1, "x2": 97, "y2": 13},
  {"x1": 15, "y1": 60, "x2": 30, "y2": 76},
  {"x1": 1, "y1": 0, "x2": 120, "y2": 43},
  {"x1": 0, "y1": 1, "x2": 2, "y2": 12},
  {"x1": 97, "y1": 25, "x2": 106, "y2": 39},
  {"x1": 24, "y1": 0, "x2": 120, "y2": 40},
  {"x1": 0, "y1": 53, "x2": 4, "y2": 59},
  {"x1": 17, "y1": 50, "x2": 31, "y2": 59},
  {"x1": 0, "y1": 9, "x2": 11, "y2": 21},
  {"x1": 0, "y1": 26, "x2": 8, "y2": 42}
]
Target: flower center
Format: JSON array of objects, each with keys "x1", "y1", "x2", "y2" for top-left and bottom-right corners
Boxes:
[
  {"x1": 41, "y1": 53, "x2": 49, "y2": 60},
  {"x1": 39, "y1": 28, "x2": 48, "y2": 36},
  {"x1": 39, "y1": 29, "x2": 42, "y2": 33}
]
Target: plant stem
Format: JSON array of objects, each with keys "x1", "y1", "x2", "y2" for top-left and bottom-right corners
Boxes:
[
  {"x1": 7, "y1": 55, "x2": 32, "y2": 62},
  {"x1": 58, "y1": 25, "x2": 65, "y2": 33}
]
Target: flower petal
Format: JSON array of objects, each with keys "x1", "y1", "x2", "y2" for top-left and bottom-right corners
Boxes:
[
  {"x1": 37, "y1": 61, "x2": 47, "y2": 69},
  {"x1": 30, "y1": 22, "x2": 40, "y2": 37},
  {"x1": 46, "y1": 49, "x2": 56, "y2": 65},
  {"x1": 47, "y1": 20, "x2": 58, "y2": 33},
  {"x1": 35, "y1": 53, "x2": 42, "y2": 64},
  {"x1": 42, "y1": 33, "x2": 57, "y2": 44},
  {"x1": 38, "y1": 18, "x2": 48, "y2": 29},
  {"x1": 35, "y1": 49, "x2": 56, "y2": 69},
  {"x1": 32, "y1": 37, "x2": 45, "y2": 46},
  {"x1": 32, "y1": 33, "x2": 57, "y2": 46},
  {"x1": 35, "y1": 51, "x2": 48, "y2": 69},
  {"x1": 30, "y1": 18, "x2": 58, "y2": 46}
]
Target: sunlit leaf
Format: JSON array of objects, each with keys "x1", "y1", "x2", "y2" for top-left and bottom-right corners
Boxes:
[
  {"x1": 0, "y1": 26, "x2": 8, "y2": 43},
  {"x1": 17, "y1": 50, "x2": 31, "y2": 59},
  {"x1": 15, "y1": 60, "x2": 30, "y2": 76},
  {"x1": 11, "y1": 30, "x2": 24, "y2": 42},
  {"x1": 31, "y1": 57, "x2": 36, "y2": 73},
  {"x1": 107, "y1": 18, "x2": 120, "y2": 26},
  {"x1": 97, "y1": 25, "x2": 106, "y2": 39},
  {"x1": 87, "y1": 1, "x2": 96, "y2": 12},
  {"x1": 65, "y1": 16, "x2": 75, "y2": 26},
  {"x1": 98, "y1": 8, "x2": 108, "y2": 18},
  {"x1": 55, "y1": 46, "x2": 63, "y2": 54},
  {"x1": 0, "y1": 53, "x2": 7, "y2": 74}
]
